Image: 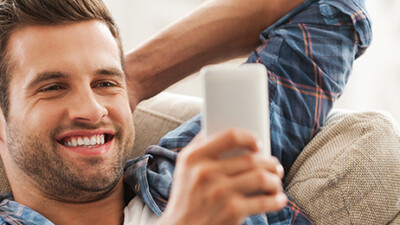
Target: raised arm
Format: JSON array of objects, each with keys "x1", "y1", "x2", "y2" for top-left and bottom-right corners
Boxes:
[
  {"x1": 125, "y1": 0, "x2": 305, "y2": 104},
  {"x1": 128, "y1": 0, "x2": 372, "y2": 176}
]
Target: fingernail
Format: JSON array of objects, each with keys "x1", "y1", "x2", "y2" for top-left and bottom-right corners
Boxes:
[
  {"x1": 276, "y1": 164, "x2": 284, "y2": 177},
  {"x1": 256, "y1": 141, "x2": 263, "y2": 152},
  {"x1": 277, "y1": 193, "x2": 287, "y2": 205}
]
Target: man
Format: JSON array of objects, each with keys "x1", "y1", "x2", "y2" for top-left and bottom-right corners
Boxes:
[
  {"x1": 0, "y1": 0, "x2": 306, "y2": 224},
  {"x1": 0, "y1": 0, "x2": 371, "y2": 225}
]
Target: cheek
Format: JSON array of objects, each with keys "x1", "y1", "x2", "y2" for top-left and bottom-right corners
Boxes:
[
  {"x1": 106, "y1": 96, "x2": 135, "y2": 151},
  {"x1": 6, "y1": 118, "x2": 51, "y2": 160},
  {"x1": 106, "y1": 95, "x2": 134, "y2": 127},
  {"x1": 17, "y1": 101, "x2": 66, "y2": 133}
]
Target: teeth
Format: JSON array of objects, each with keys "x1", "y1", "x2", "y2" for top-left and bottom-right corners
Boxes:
[
  {"x1": 84, "y1": 137, "x2": 90, "y2": 145},
  {"x1": 97, "y1": 135, "x2": 101, "y2": 145},
  {"x1": 63, "y1": 134, "x2": 107, "y2": 147},
  {"x1": 78, "y1": 137, "x2": 84, "y2": 146},
  {"x1": 72, "y1": 138, "x2": 77, "y2": 147},
  {"x1": 90, "y1": 136, "x2": 97, "y2": 145}
]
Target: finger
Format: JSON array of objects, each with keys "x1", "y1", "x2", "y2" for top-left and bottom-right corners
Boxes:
[
  {"x1": 217, "y1": 154, "x2": 284, "y2": 177},
  {"x1": 238, "y1": 193, "x2": 288, "y2": 215},
  {"x1": 187, "y1": 128, "x2": 259, "y2": 159},
  {"x1": 230, "y1": 169, "x2": 283, "y2": 195}
]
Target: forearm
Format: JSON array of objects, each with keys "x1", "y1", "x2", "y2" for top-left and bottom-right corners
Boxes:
[{"x1": 125, "y1": 0, "x2": 305, "y2": 102}]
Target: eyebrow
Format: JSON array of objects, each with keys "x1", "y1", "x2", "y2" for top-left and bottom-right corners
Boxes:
[
  {"x1": 27, "y1": 67, "x2": 125, "y2": 90},
  {"x1": 95, "y1": 67, "x2": 125, "y2": 78},
  {"x1": 27, "y1": 71, "x2": 68, "y2": 90}
]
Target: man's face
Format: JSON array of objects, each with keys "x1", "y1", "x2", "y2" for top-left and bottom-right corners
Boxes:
[{"x1": 4, "y1": 20, "x2": 135, "y2": 202}]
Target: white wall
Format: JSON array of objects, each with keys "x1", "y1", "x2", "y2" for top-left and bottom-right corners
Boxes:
[
  {"x1": 335, "y1": 0, "x2": 400, "y2": 122},
  {"x1": 104, "y1": 0, "x2": 400, "y2": 122},
  {"x1": 104, "y1": 0, "x2": 203, "y2": 50}
]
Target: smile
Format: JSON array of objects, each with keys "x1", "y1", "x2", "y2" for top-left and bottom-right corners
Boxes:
[
  {"x1": 57, "y1": 132, "x2": 115, "y2": 149},
  {"x1": 63, "y1": 134, "x2": 104, "y2": 147}
]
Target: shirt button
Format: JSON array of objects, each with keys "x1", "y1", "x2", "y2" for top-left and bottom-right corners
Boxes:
[{"x1": 134, "y1": 182, "x2": 140, "y2": 193}]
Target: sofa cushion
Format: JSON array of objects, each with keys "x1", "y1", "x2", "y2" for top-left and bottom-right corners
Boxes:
[
  {"x1": 131, "y1": 92, "x2": 203, "y2": 159},
  {"x1": 284, "y1": 110, "x2": 400, "y2": 224}
]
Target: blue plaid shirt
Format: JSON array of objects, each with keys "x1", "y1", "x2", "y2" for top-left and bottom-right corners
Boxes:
[{"x1": 0, "y1": 0, "x2": 371, "y2": 224}]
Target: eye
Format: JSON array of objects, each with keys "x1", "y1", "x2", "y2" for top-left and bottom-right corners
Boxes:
[
  {"x1": 95, "y1": 81, "x2": 117, "y2": 88},
  {"x1": 39, "y1": 84, "x2": 64, "y2": 92}
]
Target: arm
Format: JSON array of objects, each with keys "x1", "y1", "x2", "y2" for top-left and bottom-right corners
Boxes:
[
  {"x1": 156, "y1": 129, "x2": 286, "y2": 225},
  {"x1": 125, "y1": 0, "x2": 305, "y2": 104}
]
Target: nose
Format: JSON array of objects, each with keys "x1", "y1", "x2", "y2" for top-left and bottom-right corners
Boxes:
[{"x1": 68, "y1": 87, "x2": 108, "y2": 124}]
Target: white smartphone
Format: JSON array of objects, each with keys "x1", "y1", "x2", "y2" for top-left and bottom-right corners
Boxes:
[{"x1": 200, "y1": 64, "x2": 270, "y2": 157}]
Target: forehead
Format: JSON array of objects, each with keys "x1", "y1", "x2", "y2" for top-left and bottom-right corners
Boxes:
[{"x1": 6, "y1": 20, "x2": 122, "y2": 83}]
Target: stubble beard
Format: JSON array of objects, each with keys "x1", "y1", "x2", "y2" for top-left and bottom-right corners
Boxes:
[{"x1": 6, "y1": 121, "x2": 134, "y2": 202}]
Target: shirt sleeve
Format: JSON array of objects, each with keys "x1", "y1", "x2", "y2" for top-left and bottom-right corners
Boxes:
[{"x1": 246, "y1": 0, "x2": 372, "y2": 174}]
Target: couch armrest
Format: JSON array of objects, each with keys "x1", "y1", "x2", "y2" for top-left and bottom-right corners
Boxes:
[{"x1": 285, "y1": 110, "x2": 400, "y2": 224}]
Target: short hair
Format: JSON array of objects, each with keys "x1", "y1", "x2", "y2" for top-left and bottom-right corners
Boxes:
[{"x1": 0, "y1": 0, "x2": 123, "y2": 119}]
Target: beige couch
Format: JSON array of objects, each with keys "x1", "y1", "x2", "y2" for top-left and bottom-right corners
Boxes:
[{"x1": 1, "y1": 92, "x2": 400, "y2": 224}]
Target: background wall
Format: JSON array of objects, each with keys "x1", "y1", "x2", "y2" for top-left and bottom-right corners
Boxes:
[{"x1": 104, "y1": 0, "x2": 400, "y2": 122}]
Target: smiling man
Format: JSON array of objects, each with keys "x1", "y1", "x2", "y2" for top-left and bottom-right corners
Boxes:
[
  {"x1": 6, "y1": 20, "x2": 135, "y2": 203},
  {"x1": 0, "y1": 8, "x2": 137, "y2": 224},
  {"x1": 0, "y1": 0, "x2": 372, "y2": 223},
  {"x1": 0, "y1": 0, "x2": 297, "y2": 225}
]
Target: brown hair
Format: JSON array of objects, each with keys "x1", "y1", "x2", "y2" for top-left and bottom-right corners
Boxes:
[{"x1": 0, "y1": 0, "x2": 123, "y2": 119}]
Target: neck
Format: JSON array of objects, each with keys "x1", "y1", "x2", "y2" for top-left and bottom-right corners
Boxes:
[{"x1": 13, "y1": 178, "x2": 126, "y2": 225}]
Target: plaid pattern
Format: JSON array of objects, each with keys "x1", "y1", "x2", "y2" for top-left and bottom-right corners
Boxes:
[
  {"x1": 127, "y1": 117, "x2": 316, "y2": 224},
  {"x1": 248, "y1": 0, "x2": 371, "y2": 175},
  {"x1": 130, "y1": 0, "x2": 371, "y2": 224},
  {"x1": 0, "y1": 0, "x2": 371, "y2": 224}
]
